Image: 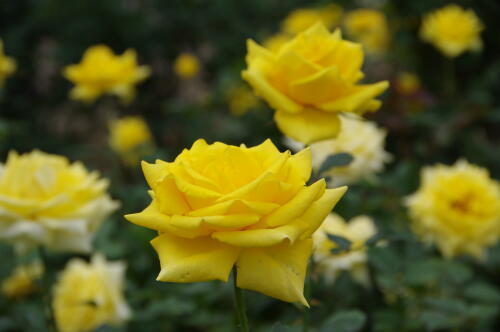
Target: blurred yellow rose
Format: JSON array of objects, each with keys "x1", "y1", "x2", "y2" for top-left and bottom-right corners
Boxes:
[
  {"x1": 406, "y1": 160, "x2": 500, "y2": 259},
  {"x1": 53, "y1": 254, "x2": 131, "y2": 332},
  {"x1": 313, "y1": 213, "x2": 376, "y2": 285},
  {"x1": 282, "y1": 5, "x2": 343, "y2": 35},
  {"x1": 420, "y1": 5, "x2": 483, "y2": 58},
  {"x1": 344, "y1": 9, "x2": 390, "y2": 55},
  {"x1": 64, "y1": 45, "x2": 151, "y2": 103},
  {"x1": 227, "y1": 85, "x2": 260, "y2": 116},
  {"x1": 1, "y1": 261, "x2": 43, "y2": 299},
  {"x1": 173, "y1": 53, "x2": 200, "y2": 79},
  {"x1": 0, "y1": 39, "x2": 16, "y2": 86},
  {"x1": 242, "y1": 23, "x2": 389, "y2": 144},
  {"x1": 286, "y1": 116, "x2": 391, "y2": 186},
  {"x1": 109, "y1": 116, "x2": 154, "y2": 167},
  {"x1": 0, "y1": 150, "x2": 119, "y2": 253},
  {"x1": 126, "y1": 139, "x2": 346, "y2": 305},
  {"x1": 395, "y1": 72, "x2": 421, "y2": 96}
]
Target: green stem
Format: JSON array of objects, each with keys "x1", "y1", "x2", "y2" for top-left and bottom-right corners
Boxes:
[
  {"x1": 37, "y1": 247, "x2": 57, "y2": 332},
  {"x1": 232, "y1": 267, "x2": 249, "y2": 332}
]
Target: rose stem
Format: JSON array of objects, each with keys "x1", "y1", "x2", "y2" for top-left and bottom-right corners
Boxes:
[
  {"x1": 37, "y1": 246, "x2": 57, "y2": 332},
  {"x1": 232, "y1": 266, "x2": 250, "y2": 332}
]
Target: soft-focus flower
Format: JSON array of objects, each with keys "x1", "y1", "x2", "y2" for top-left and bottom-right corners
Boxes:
[
  {"x1": 1, "y1": 261, "x2": 43, "y2": 299},
  {"x1": 313, "y1": 213, "x2": 376, "y2": 285},
  {"x1": 242, "y1": 23, "x2": 389, "y2": 144},
  {"x1": 420, "y1": 5, "x2": 483, "y2": 58},
  {"x1": 64, "y1": 45, "x2": 150, "y2": 103},
  {"x1": 0, "y1": 150, "x2": 119, "y2": 253},
  {"x1": 406, "y1": 160, "x2": 500, "y2": 259},
  {"x1": 125, "y1": 139, "x2": 346, "y2": 305},
  {"x1": 282, "y1": 5, "x2": 343, "y2": 35},
  {"x1": 227, "y1": 85, "x2": 260, "y2": 116},
  {"x1": 263, "y1": 33, "x2": 291, "y2": 53},
  {"x1": 53, "y1": 254, "x2": 131, "y2": 332},
  {"x1": 0, "y1": 39, "x2": 16, "y2": 86},
  {"x1": 286, "y1": 116, "x2": 391, "y2": 186},
  {"x1": 344, "y1": 9, "x2": 390, "y2": 55},
  {"x1": 109, "y1": 116, "x2": 154, "y2": 167},
  {"x1": 394, "y1": 72, "x2": 421, "y2": 96},
  {"x1": 173, "y1": 53, "x2": 200, "y2": 79}
]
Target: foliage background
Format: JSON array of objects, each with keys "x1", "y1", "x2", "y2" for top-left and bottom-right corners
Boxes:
[{"x1": 1, "y1": 0, "x2": 500, "y2": 331}]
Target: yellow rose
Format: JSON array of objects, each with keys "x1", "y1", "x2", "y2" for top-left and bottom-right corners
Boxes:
[
  {"x1": 420, "y1": 5, "x2": 483, "y2": 58},
  {"x1": 173, "y1": 53, "x2": 200, "y2": 79},
  {"x1": 313, "y1": 213, "x2": 376, "y2": 285},
  {"x1": 395, "y1": 72, "x2": 421, "y2": 96},
  {"x1": 53, "y1": 254, "x2": 131, "y2": 332},
  {"x1": 63, "y1": 45, "x2": 151, "y2": 103},
  {"x1": 109, "y1": 116, "x2": 154, "y2": 167},
  {"x1": 282, "y1": 5, "x2": 343, "y2": 35},
  {"x1": 406, "y1": 160, "x2": 500, "y2": 259},
  {"x1": 344, "y1": 9, "x2": 390, "y2": 55},
  {"x1": 227, "y1": 85, "x2": 260, "y2": 116},
  {"x1": 285, "y1": 115, "x2": 391, "y2": 186},
  {"x1": 0, "y1": 39, "x2": 16, "y2": 86},
  {"x1": 0, "y1": 150, "x2": 119, "y2": 253},
  {"x1": 125, "y1": 139, "x2": 346, "y2": 305},
  {"x1": 1, "y1": 261, "x2": 43, "y2": 299},
  {"x1": 263, "y1": 33, "x2": 292, "y2": 53},
  {"x1": 242, "y1": 23, "x2": 389, "y2": 144}
]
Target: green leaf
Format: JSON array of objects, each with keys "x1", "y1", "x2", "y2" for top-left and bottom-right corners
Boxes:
[
  {"x1": 318, "y1": 153, "x2": 354, "y2": 174},
  {"x1": 271, "y1": 322, "x2": 301, "y2": 332},
  {"x1": 327, "y1": 233, "x2": 352, "y2": 254},
  {"x1": 464, "y1": 282, "x2": 500, "y2": 304},
  {"x1": 320, "y1": 310, "x2": 366, "y2": 332}
]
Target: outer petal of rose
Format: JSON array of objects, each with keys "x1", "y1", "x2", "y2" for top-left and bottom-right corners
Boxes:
[
  {"x1": 125, "y1": 199, "x2": 209, "y2": 238},
  {"x1": 246, "y1": 39, "x2": 276, "y2": 63},
  {"x1": 284, "y1": 148, "x2": 312, "y2": 185},
  {"x1": 188, "y1": 199, "x2": 279, "y2": 217},
  {"x1": 274, "y1": 108, "x2": 341, "y2": 144},
  {"x1": 142, "y1": 160, "x2": 170, "y2": 189},
  {"x1": 212, "y1": 186, "x2": 346, "y2": 247},
  {"x1": 236, "y1": 239, "x2": 312, "y2": 306},
  {"x1": 155, "y1": 176, "x2": 191, "y2": 215},
  {"x1": 242, "y1": 69, "x2": 303, "y2": 114},
  {"x1": 301, "y1": 186, "x2": 348, "y2": 237},
  {"x1": 289, "y1": 67, "x2": 346, "y2": 105},
  {"x1": 318, "y1": 81, "x2": 389, "y2": 113},
  {"x1": 69, "y1": 85, "x2": 102, "y2": 102},
  {"x1": 263, "y1": 179, "x2": 326, "y2": 227},
  {"x1": 169, "y1": 214, "x2": 260, "y2": 229},
  {"x1": 151, "y1": 233, "x2": 240, "y2": 282}
]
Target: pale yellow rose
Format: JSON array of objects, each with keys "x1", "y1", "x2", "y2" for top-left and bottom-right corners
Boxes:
[
  {"x1": 344, "y1": 9, "x2": 390, "y2": 55},
  {"x1": 313, "y1": 213, "x2": 376, "y2": 285},
  {"x1": 1, "y1": 261, "x2": 43, "y2": 299},
  {"x1": 109, "y1": 116, "x2": 154, "y2": 167},
  {"x1": 0, "y1": 39, "x2": 16, "y2": 86},
  {"x1": 125, "y1": 139, "x2": 346, "y2": 305},
  {"x1": 0, "y1": 150, "x2": 119, "y2": 253},
  {"x1": 64, "y1": 45, "x2": 151, "y2": 103},
  {"x1": 242, "y1": 23, "x2": 389, "y2": 144},
  {"x1": 173, "y1": 53, "x2": 200, "y2": 79},
  {"x1": 282, "y1": 5, "x2": 343, "y2": 35},
  {"x1": 420, "y1": 5, "x2": 483, "y2": 58},
  {"x1": 406, "y1": 160, "x2": 500, "y2": 259},
  {"x1": 285, "y1": 115, "x2": 391, "y2": 186},
  {"x1": 53, "y1": 254, "x2": 131, "y2": 332}
]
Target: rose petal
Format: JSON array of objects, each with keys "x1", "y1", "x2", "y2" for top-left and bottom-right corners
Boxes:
[
  {"x1": 274, "y1": 108, "x2": 341, "y2": 144},
  {"x1": 236, "y1": 239, "x2": 312, "y2": 306},
  {"x1": 289, "y1": 67, "x2": 345, "y2": 104},
  {"x1": 152, "y1": 233, "x2": 240, "y2": 282}
]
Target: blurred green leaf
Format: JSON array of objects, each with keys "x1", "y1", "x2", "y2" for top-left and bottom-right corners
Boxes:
[
  {"x1": 318, "y1": 153, "x2": 354, "y2": 175},
  {"x1": 320, "y1": 310, "x2": 366, "y2": 332}
]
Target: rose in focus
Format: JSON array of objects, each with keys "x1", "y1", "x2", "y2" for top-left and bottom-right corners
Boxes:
[
  {"x1": 242, "y1": 23, "x2": 389, "y2": 144},
  {"x1": 126, "y1": 139, "x2": 346, "y2": 305}
]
